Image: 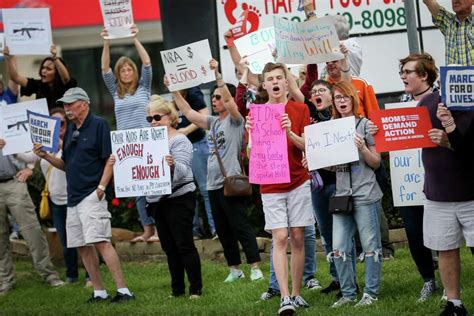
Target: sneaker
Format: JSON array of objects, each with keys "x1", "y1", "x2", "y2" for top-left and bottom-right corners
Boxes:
[
  {"x1": 211, "y1": 234, "x2": 219, "y2": 240},
  {"x1": 331, "y1": 296, "x2": 357, "y2": 308},
  {"x1": 86, "y1": 294, "x2": 109, "y2": 303},
  {"x1": 224, "y1": 270, "x2": 244, "y2": 283},
  {"x1": 189, "y1": 294, "x2": 201, "y2": 299},
  {"x1": 250, "y1": 268, "x2": 264, "y2": 281},
  {"x1": 383, "y1": 253, "x2": 395, "y2": 261},
  {"x1": 321, "y1": 280, "x2": 341, "y2": 294},
  {"x1": 355, "y1": 293, "x2": 378, "y2": 307},
  {"x1": 48, "y1": 278, "x2": 65, "y2": 287},
  {"x1": 305, "y1": 278, "x2": 322, "y2": 290},
  {"x1": 260, "y1": 288, "x2": 280, "y2": 301},
  {"x1": 417, "y1": 280, "x2": 438, "y2": 303},
  {"x1": 291, "y1": 295, "x2": 309, "y2": 308},
  {"x1": 111, "y1": 292, "x2": 135, "y2": 303},
  {"x1": 439, "y1": 301, "x2": 467, "y2": 316},
  {"x1": 9, "y1": 231, "x2": 20, "y2": 241},
  {"x1": 66, "y1": 277, "x2": 78, "y2": 284},
  {"x1": 278, "y1": 296, "x2": 295, "y2": 315}
]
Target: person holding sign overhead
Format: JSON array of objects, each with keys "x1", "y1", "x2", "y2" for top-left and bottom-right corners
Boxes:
[
  {"x1": 167, "y1": 59, "x2": 263, "y2": 285},
  {"x1": 101, "y1": 24, "x2": 158, "y2": 243},
  {"x1": 328, "y1": 81, "x2": 383, "y2": 309}
]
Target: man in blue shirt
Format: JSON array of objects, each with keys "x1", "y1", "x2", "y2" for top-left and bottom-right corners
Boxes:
[{"x1": 35, "y1": 87, "x2": 134, "y2": 303}]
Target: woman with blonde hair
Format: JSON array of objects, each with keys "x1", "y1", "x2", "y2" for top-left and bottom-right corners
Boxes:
[{"x1": 101, "y1": 25, "x2": 157, "y2": 242}]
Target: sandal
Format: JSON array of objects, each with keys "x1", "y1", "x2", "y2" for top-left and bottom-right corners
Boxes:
[
  {"x1": 146, "y1": 236, "x2": 160, "y2": 243},
  {"x1": 130, "y1": 236, "x2": 146, "y2": 243}
]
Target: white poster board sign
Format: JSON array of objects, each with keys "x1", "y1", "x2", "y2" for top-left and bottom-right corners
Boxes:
[
  {"x1": 27, "y1": 110, "x2": 61, "y2": 153},
  {"x1": 161, "y1": 39, "x2": 216, "y2": 92},
  {"x1": 386, "y1": 101, "x2": 426, "y2": 207},
  {"x1": 234, "y1": 27, "x2": 276, "y2": 74},
  {"x1": 111, "y1": 126, "x2": 172, "y2": 198},
  {"x1": 274, "y1": 16, "x2": 343, "y2": 65},
  {"x1": 0, "y1": 33, "x2": 4, "y2": 58},
  {"x1": 99, "y1": 0, "x2": 134, "y2": 39},
  {"x1": 304, "y1": 116, "x2": 358, "y2": 170},
  {"x1": 2, "y1": 8, "x2": 52, "y2": 56},
  {"x1": 1, "y1": 99, "x2": 49, "y2": 155}
]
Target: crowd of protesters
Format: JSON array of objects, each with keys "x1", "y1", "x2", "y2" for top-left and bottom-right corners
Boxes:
[{"x1": 0, "y1": 0, "x2": 472, "y2": 315}]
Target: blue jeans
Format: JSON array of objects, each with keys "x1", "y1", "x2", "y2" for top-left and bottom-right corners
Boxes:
[
  {"x1": 191, "y1": 138, "x2": 215, "y2": 236},
  {"x1": 268, "y1": 225, "x2": 316, "y2": 291},
  {"x1": 331, "y1": 201, "x2": 382, "y2": 298},
  {"x1": 136, "y1": 196, "x2": 155, "y2": 226},
  {"x1": 50, "y1": 201, "x2": 78, "y2": 279}
]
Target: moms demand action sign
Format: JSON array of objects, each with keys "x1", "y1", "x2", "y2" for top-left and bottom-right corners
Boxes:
[{"x1": 370, "y1": 107, "x2": 435, "y2": 152}]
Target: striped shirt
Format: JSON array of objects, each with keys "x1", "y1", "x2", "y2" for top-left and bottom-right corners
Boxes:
[
  {"x1": 102, "y1": 64, "x2": 152, "y2": 130},
  {"x1": 146, "y1": 134, "x2": 196, "y2": 203},
  {"x1": 434, "y1": 7, "x2": 473, "y2": 66}
]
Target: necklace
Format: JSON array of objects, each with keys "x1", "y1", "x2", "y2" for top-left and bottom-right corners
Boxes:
[{"x1": 414, "y1": 86, "x2": 431, "y2": 97}]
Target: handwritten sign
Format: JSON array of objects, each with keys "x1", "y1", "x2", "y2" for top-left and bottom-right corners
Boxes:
[
  {"x1": 274, "y1": 15, "x2": 343, "y2": 65},
  {"x1": 0, "y1": 33, "x2": 4, "y2": 58},
  {"x1": 161, "y1": 39, "x2": 216, "y2": 92},
  {"x1": 234, "y1": 27, "x2": 276, "y2": 74},
  {"x1": 386, "y1": 102, "x2": 425, "y2": 207},
  {"x1": 249, "y1": 104, "x2": 290, "y2": 184},
  {"x1": 369, "y1": 107, "x2": 435, "y2": 152},
  {"x1": 304, "y1": 116, "x2": 358, "y2": 170},
  {"x1": 111, "y1": 126, "x2": 172, "y2": 198},
  {"x1": 27, "y1": 110, "x2": 60, "y2": 153},
  {"x1": 99, "y1": 0, "x2": 134, "y2": 39},
  {"x1": 440, "y1": 66, "x2": 474, "y2": 111},
  {"x1": 1, "y1": 99, "x2": 49, "y2": 155},
  {"x1": 2, "y1": 8, "x2": 53, "y2": 56}
]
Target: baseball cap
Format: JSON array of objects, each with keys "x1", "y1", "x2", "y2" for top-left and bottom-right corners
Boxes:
[{"x1": 56, "y1": 87, "x2": 90, "y2": 104}]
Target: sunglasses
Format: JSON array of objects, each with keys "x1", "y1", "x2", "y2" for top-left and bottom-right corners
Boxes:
[
  {"x1": 211, "y1": 95, "x2": 222, "y2": 100},
  {"x1": 146, "y1": 114, "x2": 167, "y2": 123},
  {"x1": 71, "y1": 130, "x2": 80, "y2": 144}
]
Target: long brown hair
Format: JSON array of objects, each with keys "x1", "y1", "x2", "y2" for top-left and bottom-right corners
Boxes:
[
  {"x1": 114, "y1": 56, "x2": 139, "y2": 99},
  {"x1": 331, "y1": 81, "x2": 360, "y2": 119}
]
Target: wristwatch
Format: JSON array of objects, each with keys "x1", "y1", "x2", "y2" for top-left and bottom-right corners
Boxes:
[{"x1": 97, "y1": 184, "x2": 106, "y2": 192}]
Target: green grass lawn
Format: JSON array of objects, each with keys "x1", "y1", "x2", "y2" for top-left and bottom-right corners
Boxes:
[{"x1": 1, "y1": 248, "x2": 473, "y2": 315}]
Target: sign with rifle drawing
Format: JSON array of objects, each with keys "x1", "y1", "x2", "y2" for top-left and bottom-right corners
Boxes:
[
  {"x1": 2, "y1": 8, "x2": 53, "y2": 55},
  {"x1": 0, "y1": 99, "x2": 49, "y2": 155}
]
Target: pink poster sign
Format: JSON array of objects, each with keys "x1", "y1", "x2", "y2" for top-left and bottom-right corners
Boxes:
[{"x1": 249, "y1": 103, "x2": 290, "y2": 185}]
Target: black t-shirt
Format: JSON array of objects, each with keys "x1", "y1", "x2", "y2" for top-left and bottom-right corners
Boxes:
[
  {"x1": 22, "y1": 77, "x2": 77, "y2": 110},
  {"x1": 177, "y1": 87, "x2": 207, "y2": 143}
]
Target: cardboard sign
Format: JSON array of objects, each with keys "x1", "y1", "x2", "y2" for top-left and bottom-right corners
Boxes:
[
  {"x1": 274, "y1": 15, "x2": 343, "y2": 64},
  {"x1": 111, "y1": 126, "x2": 172, "y2": 198},
  {"x1": 99, "y1": 0, "x2": 134, "y2": 39},
  {"x1": 440, "y1": 66, "x2": 474, "y2": 111},
  {"x1": 304, "y1": 116, "x2": 358, "y2": 170},
  {"x1": 2, "y1": 8, "x2": 53, "y2": 55},
  {"x1": 1, "y1": 99, "x2": 49, "y2": 155},
  {"x1": 369, "y1": 107, "x2": 436, "y2": 152},
  {"x1": 249, "y1": 104, "x2": 290, "y2": 184},
  {"x1": 161, "y1": 39, "x2": 216, "y2": 92},
  {"x1": 27, "y1": 110, "x2": 61, "y2": 153},
  {"x1": 386, "y1": 101, "x2": 425, "y2": 207}
]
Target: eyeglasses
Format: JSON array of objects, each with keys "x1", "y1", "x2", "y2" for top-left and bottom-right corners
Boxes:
[
  {"x1": 146, "y1": 114, "x2": 167, "y2": 123},
  {"x1": 399, "y1": 69, "x2": 417, "y2": 76},
  {"x1": 310, "y1": 88, "x2": 328, "y2": 96},
  {"x1": 71, "y1": 130, "x2": 80, "y2": 144},
  {"x1": 211, "y1": 95, "x2": 222, "y2": 100},
  {"x1": 334, "y1": 95, "x2": 351, "y2": 102}
]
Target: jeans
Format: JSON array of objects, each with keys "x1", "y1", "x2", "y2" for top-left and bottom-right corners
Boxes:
[
  {"x1": 51, "y1": 201, "x2": 78, "y2": 280},
  {"x1": 268, "y1": 225, "x2": 316, "y2": 291},
  {"x1": 191, "y1": 138, "x2": 215, "y2": 236},
  {"x1": 136, "y1": 196, "x2": 155, "y2": 226},
  {"x1": 331, "y1": 201, "x2": 382, "y2": 298}
]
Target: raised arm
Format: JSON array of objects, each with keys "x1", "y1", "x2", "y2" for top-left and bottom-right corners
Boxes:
[
  {"x1": 339, "y1": 43, "x2": 351, "y2": 83},
  {"x1": 132, "y1": 25, "x2": 151, "y2": 66},
  {"x1": 304, "y1": 0, "x2": 317, "y2": 21},
  {"x1": 211, "y1": 59, "x2": 242, "y2": 121},
  {"x1": 284, "y1": 64, "x2": 305, "y2": 103},
  {"x1": 50, "y1": 45, "x2": 71, "y2": 84},
  {"x1": 101, "y1": 28, "x2": 111, "y2": 73},
  {"x1": 422, "y1": 0, "x2": 441, "y2": 18},
  {"x1": 3, "y1": 46, "x2": 28, "y2": 88},
  {"x1": 33, "y1": 144, "x2": 65, "y2": 171}
]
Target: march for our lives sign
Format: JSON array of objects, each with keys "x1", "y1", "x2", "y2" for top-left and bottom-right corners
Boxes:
[
  {"x1": 440, "y1": 66, "x2": 474, "y2": 110},
  {"x1": 27, "y1": 110, "x2": 61, "y2": 153}
]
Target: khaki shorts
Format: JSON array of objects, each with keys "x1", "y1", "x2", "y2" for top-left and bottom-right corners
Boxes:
[
  {"x1": 262, "y1": 180, "x2": 315, "y2": 230},
  {"x1": 66, "y1": 190, "x2": 112, "y2": 248}
]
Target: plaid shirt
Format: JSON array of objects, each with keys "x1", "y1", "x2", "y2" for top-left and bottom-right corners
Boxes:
[{"x1": 433, "y1": 7, "x2": 474, "y2": 66}]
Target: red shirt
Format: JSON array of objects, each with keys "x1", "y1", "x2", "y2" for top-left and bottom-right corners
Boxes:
[{"x1": 260, "y1": 100, "x2": 310, "y2": 194}]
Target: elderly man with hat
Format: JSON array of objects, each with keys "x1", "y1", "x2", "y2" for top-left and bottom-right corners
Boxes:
[{"x1": 35, "y1": 87, "x2": 134, "y2": 303}]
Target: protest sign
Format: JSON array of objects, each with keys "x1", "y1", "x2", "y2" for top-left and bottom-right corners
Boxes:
[
  {"x1": 234, "y1": 27, "x2": 276, "y2": 74},
  {"x1": 27, "y1": 111, "x2": 61, "y2": 153},
  {"x1": 99, "y1": 0, "x2": 134, "y2": 39},
  {"x1": 0, "y1": 33, "x2": 4, "y2": 58},
  {"x1": 369, "y1": 107, "x2": 435, "y2": 152},
  {"x1": 386, "y1": 101, "x2": 425, "y2": 207},
  {"x1": 2, "y1": 8, "x2": 52, "y2": 56},
  {"x1": 249, "y1": 104, "x2": 290, "y2": 184},
  {"x1": 111, "y1": 126, "x2": 172, "y2": 198},
  {"x1": 304, "y1": 116, "x2": 358, "y2": 170},
  {"x1": 440, "y1": 66, "x2": 474, "y2": 110},
  {"x1": 161, "y1": 39, "x2": 216, "y2": 92},
  {"x1": 274, "y1": 15, "x2": 343, "y2": 65},
  {"x1": 1, "y1": 99, "x2": 49, "y2": 155}
]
